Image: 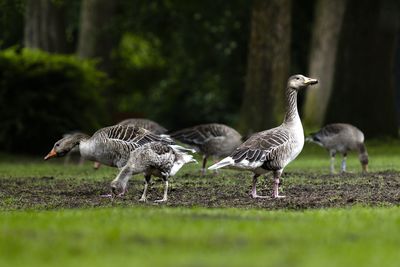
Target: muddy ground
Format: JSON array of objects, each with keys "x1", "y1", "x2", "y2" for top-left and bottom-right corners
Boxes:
[{"x1": 1, "y1": 170, "x2": 400, "y2": 210}]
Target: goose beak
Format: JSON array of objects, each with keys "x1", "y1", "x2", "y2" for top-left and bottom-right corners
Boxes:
[
  {"x1": 44, "y1": 149, "x2": 57, "y2": 160},
  {"x1": 304, "y1": 77, "x2": 318, "y2": 85}
]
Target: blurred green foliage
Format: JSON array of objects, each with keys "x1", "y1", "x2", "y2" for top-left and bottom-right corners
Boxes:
[
  {"x1": 108, "y1": 0, "x2": 251, "y2": 129},
  {"x1": 0, "y1": 0, "x2": 316, "y2": 154},
  {"x1": 0, "y1": 48, "x2": 108, "y2": 154}
]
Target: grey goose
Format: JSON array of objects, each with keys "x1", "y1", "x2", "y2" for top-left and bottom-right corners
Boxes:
[
  {"x1": 110, "y1": 142, "x2": 196, "y2": 202},
  {"x1": 44, "y1": 125, "x2": 173, "y2": 168},
  {"x1": 91, "y1": 118, "x2": 167, "y2": 169},
  {"x1": 209, "y1": 75, "x2": 318, "y2": 198},
  {"x1": 44, "y1": 125, "x2": 194, "y2": 202},
  {"x1": 170, "y1": 123, "x2": 242, "y2": 175},
  {"x1": 118, "y1": 118, "x2": 168, "y2": 135},
  {"x1": 306, "y1": 123, "x2": 368, "y2": 173}
]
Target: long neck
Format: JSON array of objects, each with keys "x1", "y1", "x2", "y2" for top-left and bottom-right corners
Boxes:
[
  {"x1": 283, "y1": 87, "x2": 299, "y2": 124},
  {"x1": 74, "y1": 133, "x2": 90, "y2": 145}
]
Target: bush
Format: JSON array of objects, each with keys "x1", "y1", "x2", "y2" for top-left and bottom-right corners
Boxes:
[{"x1": 0, "y1": 48, "x2": 109, "y2": 154}]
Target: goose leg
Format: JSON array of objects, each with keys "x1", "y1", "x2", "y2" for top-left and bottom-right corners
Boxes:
[
  {"x1": 93, "y1": 162, "x2": 101, "y2": 170},
  {"x1": 78, "y1": 156, "x2": 85, "y2": 166},
  {"x1": 251, "y1": 174, "x2": 267, "y2": 198},
  {"x1": 341, "y1": 153, "x2": 347, "y2": 173},
  {"x1": 201, "y1": 155, "x2": 208, "y2": 176},
  {"x1": 273, "y1": 170, "x2": 285, "y2": 199},
  {"x1": 139, "y1": 174, "x2": 151, "y2": 202},
  {"x1": 155, "y1": 176, "x2": 169, "y2": 203},
  {"x1": 330, "y1": 151, "x2": 336, "y2": 174}
]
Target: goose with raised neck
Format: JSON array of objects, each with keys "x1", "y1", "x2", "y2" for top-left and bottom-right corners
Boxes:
[{"x1": 209, "y1": 74, "x2": 318, "y2": 198}]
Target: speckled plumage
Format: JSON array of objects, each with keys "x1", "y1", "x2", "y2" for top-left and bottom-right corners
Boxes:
[
  {"x1": 307, "y1": 123, "x2": 368, "y2": 173},
  {"x1": 110, "y1": 142, "x2": 196, "y2": 202},
  {"x1": 209, "y1": 75, "x2": 318, "y2": 198},
  {"x1": 170, "y1": 123, "x2": 242, "y2": 174}
]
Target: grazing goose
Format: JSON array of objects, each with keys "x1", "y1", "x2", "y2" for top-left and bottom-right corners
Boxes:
[
  {"x1": 306, "y1": 123, "x2": 368, "y2": 173},
  {"x1": 170, "y1": 123, "x2": 243, "y2": 175},
  {"x1": 62, "y1": 132, "x2": 86, "y2": 166},
  {"x1": 118, "y1": 118, "x2": 167, "y2": 135},
  {"x1": 91, "y1": 118, "x2": 168, "y2": 170},
  {"x1": 209, "y1": 75, "x2": 318, "y2": 198},
  {"x1": 44, "y1": 125, "x2": 173, "y2": 169},
  {"x1": 110, "y1": 142, "x2": 196, "y2": 202}
]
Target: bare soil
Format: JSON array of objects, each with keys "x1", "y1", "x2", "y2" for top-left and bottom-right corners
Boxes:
[{"x1": 1, "y1": 171, "x2": 400, "y2": 210}]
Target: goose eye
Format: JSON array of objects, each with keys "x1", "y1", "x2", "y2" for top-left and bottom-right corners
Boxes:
[{"x1": 56, "y1": 144, "x2": 60, "y2": 147}]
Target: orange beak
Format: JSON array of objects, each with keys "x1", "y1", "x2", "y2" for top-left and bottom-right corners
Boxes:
[{"x1": 44, "y1": 148, "x2": 57, "y2": 160}]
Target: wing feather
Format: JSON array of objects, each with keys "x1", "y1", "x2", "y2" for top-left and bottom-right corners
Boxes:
[{"x1": 231, "y1": 128, "x2": 289, "y2": 165}]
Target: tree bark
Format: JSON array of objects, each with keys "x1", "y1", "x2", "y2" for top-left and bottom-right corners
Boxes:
[
  {"x1": 303, "y1": 0, "x2": 346, "y2": 128},
  {"x1": 325, "y1": 0, "x2": 399, "y2": 137},
  {"x1": 77, "y1": 0, "x2": 117, "y2": 71},
  {"x1": 24, "y1": 0, "x2": 67, "y2": 53},
  {"x1": 239, "y1": 0, "x2": 291, "y2": 135}
]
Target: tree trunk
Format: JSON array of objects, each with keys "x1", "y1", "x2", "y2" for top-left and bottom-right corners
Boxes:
[
  {"x1": 77, "y1": 0, "x2": 117, "y2": 71},
  {"x1": 303, "y1": 0, "x2": 346, "y2": 128},
  {"x1": 24, "y1": 0, "x2": 67, "y2": 53},
  {"x1": 325, "y1": 0, "x2": 399, "y2": 137},
  {"x1": 239, "y1": 0, "x2": 291, "y2": 135}
]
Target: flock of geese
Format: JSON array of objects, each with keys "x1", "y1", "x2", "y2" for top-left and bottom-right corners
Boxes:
[{"x1": 44, "y1": 74, "x2": 369, "y2": 202}]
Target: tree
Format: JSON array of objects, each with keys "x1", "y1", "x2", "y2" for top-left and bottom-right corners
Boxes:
[
  {"x1": 239, "y1": 0, "x2": 291, "y2": 134},
  {"x1": 303, "y1": 0, "x2": 346, "y2": 128},
  {"x1": 77, "y1": 0, "x2": 117, "y2": 71},
  {"x1": 325, "y1": 0, "x2": 399, "y2": 137},
  {"x1": 24, "y1": 0, "x2": 67, "y2": 53}
]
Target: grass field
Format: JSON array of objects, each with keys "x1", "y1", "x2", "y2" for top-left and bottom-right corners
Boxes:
[{"x1": 1, "y1": 140, "x2": 400, "y2": 266}]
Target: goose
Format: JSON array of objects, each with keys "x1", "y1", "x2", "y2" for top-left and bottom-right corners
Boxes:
[
  {"x1": 90, "y1": 118, "x2": 168, "y2": 169},
  {"x1": 44, "y1": 125, "x2": 173, "y2": 169},
  {"x1": 118, "y1": 118, "x2": 167, "y2": 135},
  {"x1": 208, "y1": 75, "x2": 318, "y2": 198},
  {"x1": 110, "y1": 142, "x2": 196, "y2": 202},
  {"x1": 62, "y1": 132, "x2": 86, "y2": 166},
  {"x1": 306, "y1": 123, "x2": 368, "y2": 173},
  {"x1": 170, "y1": 123, "x2": 243, "y2": 175}
]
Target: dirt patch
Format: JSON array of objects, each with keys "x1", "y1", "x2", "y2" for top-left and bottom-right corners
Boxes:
[{"x1": 1, "y1": 171, "x2": 400, "y2": 210}]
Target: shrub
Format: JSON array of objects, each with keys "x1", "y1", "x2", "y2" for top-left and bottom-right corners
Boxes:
[{"x1": 0, "y1": 48, "x2": 109, "y2": 154}]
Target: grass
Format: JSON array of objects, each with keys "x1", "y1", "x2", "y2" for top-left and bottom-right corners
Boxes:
[
  {"x1": 1, "y1": 207, "x2": 400, "y2": 267},
  {"x1": 1, "y1": 140, "x2": 400, "y2": 266}
]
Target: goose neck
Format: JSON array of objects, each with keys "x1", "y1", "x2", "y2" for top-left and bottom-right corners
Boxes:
[{"x1": 283, "y1": 87, "x2": 300, "y2": 124}]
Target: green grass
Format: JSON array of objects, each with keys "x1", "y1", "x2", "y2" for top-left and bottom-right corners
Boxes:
[
  {"x1": 1, "y1": 140, "x2": 400, "y2": 266},
  {"x1": 1, "y1": 207, "x2": 400, "y2": 267}
]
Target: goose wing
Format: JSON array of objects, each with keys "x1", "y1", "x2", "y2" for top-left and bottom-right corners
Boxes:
[
  {"x1": 230, "y1": 127, "x2": 290, "y2": 167},
  {"x1": 319, "y1": 124, "x2": 345, "y2": 137},
  {"x1": 170, "y1": 124, "x2": 229, "y2": 146},
  {"x1": 118, "y1": 118, "x2": 168, "y2": 134},
  {"x1": 94, "y1": 125, "x2": 173, "y2": 150}
]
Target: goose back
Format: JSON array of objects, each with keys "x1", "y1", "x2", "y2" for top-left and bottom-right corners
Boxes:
[
  {"x1": 310, "y1": 123, "x2": 364, "y2": 153},
  {"x1": 80, "y1": 125, "x2": 173, "y2": 168},
  {"x1": 170, "y1": 123, "x2": 242, "y2": 157},
  {"x1": 118, "y1": 118, "x2": 167, "y2": 134}
]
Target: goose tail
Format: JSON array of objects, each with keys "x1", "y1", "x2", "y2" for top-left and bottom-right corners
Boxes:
[{"x1": 208, "y1": 157, "x2": 234, "y2": 170}]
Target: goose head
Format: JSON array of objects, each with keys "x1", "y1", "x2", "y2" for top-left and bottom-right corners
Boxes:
[
  {"x1": 288, "y1": 74, "x2": 318, "y2": 90},
  {"x1": 44, "y1": 133, "x2": 87, "y2": 160},
  {"x1": 110, "y1": 179, "x2": 127, "y2": 196}
]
